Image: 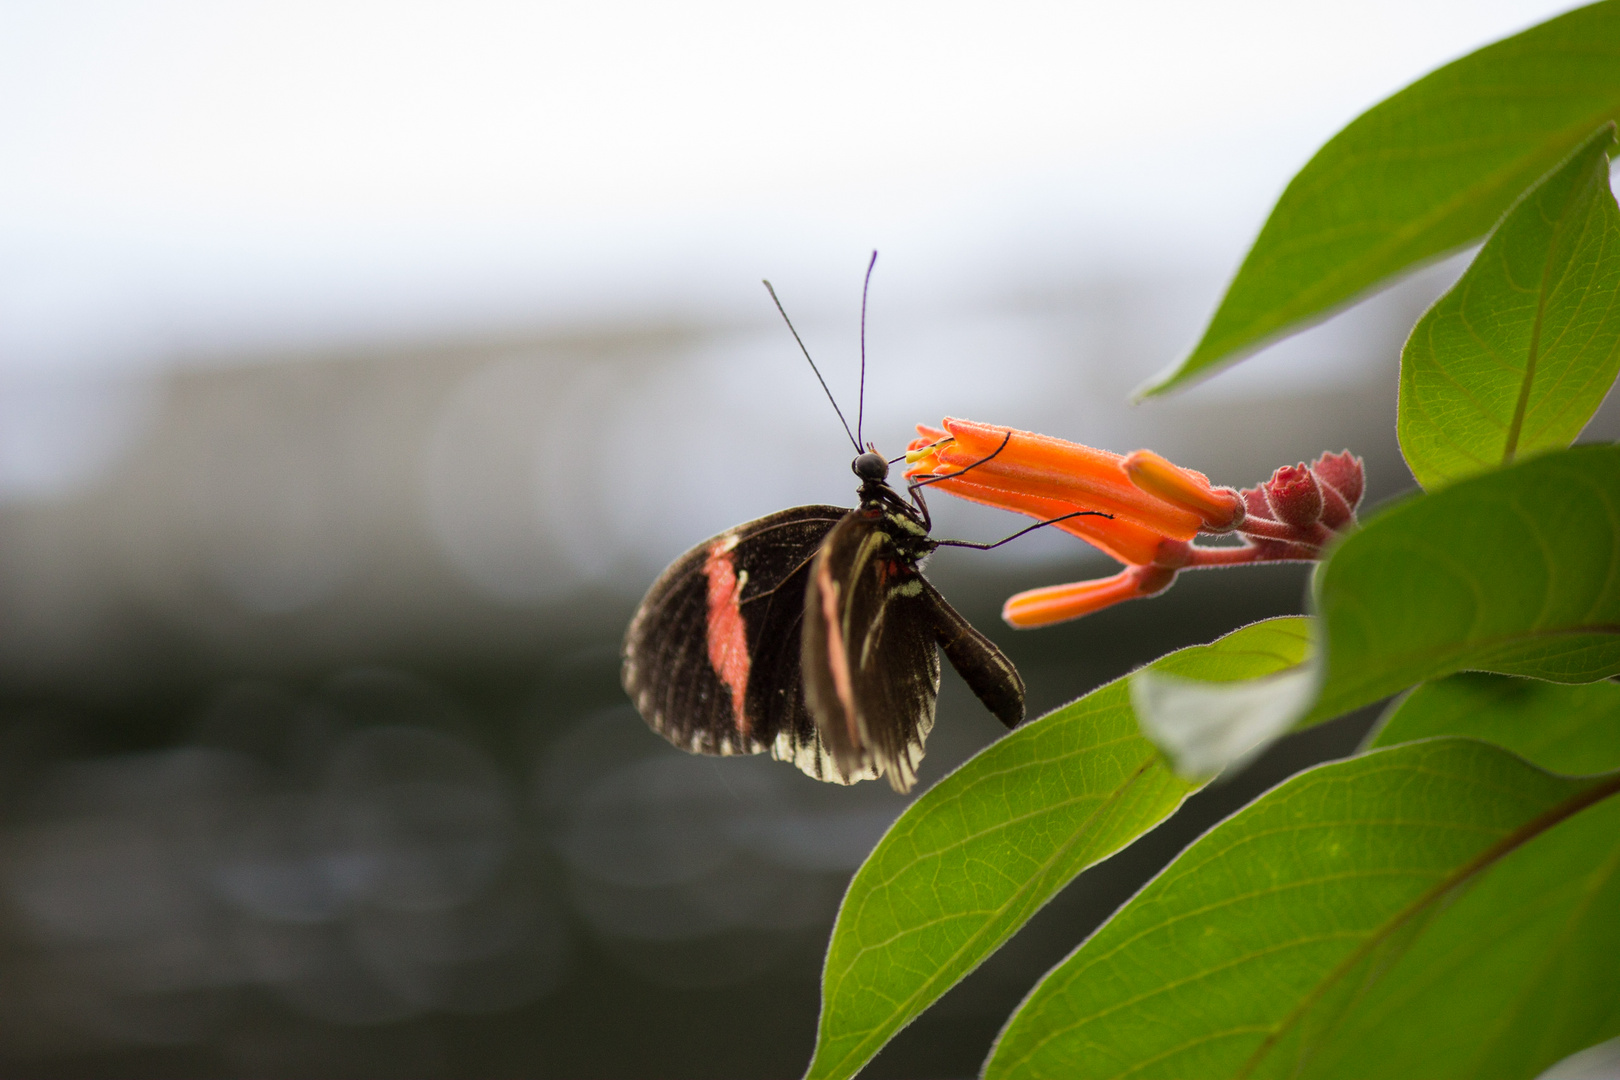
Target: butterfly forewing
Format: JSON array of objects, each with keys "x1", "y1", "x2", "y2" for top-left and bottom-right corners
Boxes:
[{"x1": 624, "y1": 505, "x2": 849, "y2": 761}]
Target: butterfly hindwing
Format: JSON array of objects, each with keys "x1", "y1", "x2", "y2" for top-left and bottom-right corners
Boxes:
[
  {"x1": 931, "y1": 591, "x2": 1025, "y2": 731},
  {"x1": 802, "y1": 508, "x2": 944, "y2": 793},
  {"x1": 733, "y1": 515, "x2": 881, "y2": 784},
  {"x1": 801, "y1": 505, "x2": 1027, "y2": 792},
  {"x1": 623, "y1": 505, "x2": 845, "y2": 758}
]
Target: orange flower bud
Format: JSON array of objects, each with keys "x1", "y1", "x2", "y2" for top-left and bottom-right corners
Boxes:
[
  {"x1": 1002, "y1": 565, "x2": 1178, "y2": 629},
  {"x1": 1122, "y1": 450, "x2": 1245, "y2": 532}
]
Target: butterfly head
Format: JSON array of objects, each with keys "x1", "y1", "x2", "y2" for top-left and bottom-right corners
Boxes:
[{"x1": 852, "y1": 450, "x2": 890, "y2": 483}]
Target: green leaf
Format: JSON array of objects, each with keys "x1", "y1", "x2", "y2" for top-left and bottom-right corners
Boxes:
[
  {"x1": 1130, "y1": 445, "x2": 1620, "y2": 777},
  {"x1": 803, "y1": 618, "x2": 1310, "y2": 1080},
  {"x1": 1399, "y1": 124, "x2": 1620, "y2": 489},
  {"x1": 1307, "y1": 443, "x2": 1620, "y2": 724},
  {"x1": 1369, "y1": 672, "x2": 1620, "y2": 775},
  {"x1": 984, "y1": 739, "x2": 1620, "y2": 1080},
  {"x1": 1259, "y1": 790, "x2": 1620, "y2": 1080},
  {"x1": 1144, "y1": 1, "x2": 1620, "y2": 397}
]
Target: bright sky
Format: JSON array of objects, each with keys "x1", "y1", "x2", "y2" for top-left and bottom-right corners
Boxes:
[{"x1": 0, "y1": 0, "x2": 1582, "y2": 371}]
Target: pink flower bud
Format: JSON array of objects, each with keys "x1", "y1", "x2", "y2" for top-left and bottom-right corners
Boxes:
[
  {"x1": 1311, "y1": 450, "x2": 1364, "y2": 509},
  {"x1": 1239, "y1": 484, "x2": 1274, "y2": 522},
  {"x1": 1263, "y1": 464, "x2": 1323, "y2": 528},
  {"x1": 1317, "y1": 478, "x2": 1354, "y2": 530}
]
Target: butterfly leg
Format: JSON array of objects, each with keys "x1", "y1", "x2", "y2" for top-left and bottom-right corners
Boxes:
[
  {"x1": 907, "y1": 429, "x2": 1018, "y2": 534},
  {"x1": 934, "y1": 510, "x2": 1113, "y2": 551}
]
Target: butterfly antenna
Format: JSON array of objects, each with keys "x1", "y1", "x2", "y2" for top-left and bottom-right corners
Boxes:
[
  {"x1": 857, "y1": 250, "x2": 877, "y2": 449},
  {"x1": 763, "y1": 279, "x2": 861, "y2": 454}
]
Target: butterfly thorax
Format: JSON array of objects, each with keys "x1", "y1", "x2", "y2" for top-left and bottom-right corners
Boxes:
[{"x1": 856, "y1": 479, "x2": 936, "y2": 564}]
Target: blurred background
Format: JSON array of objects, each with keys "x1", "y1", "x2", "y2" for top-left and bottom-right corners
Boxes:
[{"x1": 2, "y1": 2, "x2": 1618, "y2": 1077}]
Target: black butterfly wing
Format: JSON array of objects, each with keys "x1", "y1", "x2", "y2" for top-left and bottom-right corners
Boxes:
[
  {"x1": 932, "y1": 592, "x2": 1025, "y2": 731},
  {"x1": 800, "y1": 509, "x2": 938, "y2": 793},
  {"x1": 802, "y1": 508, "x2": 1025, "y2": 793},
  {"x1": 623, "y1": 505, "x2": 848, "y2": 760}
]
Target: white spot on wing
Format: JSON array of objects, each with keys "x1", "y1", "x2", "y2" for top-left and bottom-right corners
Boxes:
[{"x1": 771, "y1": 729, "x2": 879, "y2": 786}]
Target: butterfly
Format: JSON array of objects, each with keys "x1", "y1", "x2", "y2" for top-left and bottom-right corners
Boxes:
[{"x1": 621, "y1": 256, "x2": 1100, "y2": 793}]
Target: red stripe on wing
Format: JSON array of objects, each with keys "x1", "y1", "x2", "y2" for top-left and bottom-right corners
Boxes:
[
  {"x1": 815, "y1": 555, "x2": 860, "y2": 745},
  {"x1": 703, "y1": 537, "x2": 752, "y2": 736}
]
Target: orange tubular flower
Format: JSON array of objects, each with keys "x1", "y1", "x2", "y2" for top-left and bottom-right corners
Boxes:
[
  {"x1": 905, "y1": 418, "x2": 1365, "y2": 628},
  {"x1": 908, "y1": 418, "x2": 1210, "y2": 539}
]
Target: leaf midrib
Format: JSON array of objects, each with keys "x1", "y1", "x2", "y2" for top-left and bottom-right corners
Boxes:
[
  {"x1": 856, "y1": 727, "x2": 1144, "y2": 894},
  {"x1": 1502, "y1": 160, "x2": 1576, "y2": 462},
  {"x1": 812, "y1": 753, "x2": 1165, "y2": 1080},
  {"x1": 1463, "y1": 824, "x2": 1620, "y2": 1073},
  {"x1": 1231, "y1": 772, "x2": 1620, "y2": 1080}
]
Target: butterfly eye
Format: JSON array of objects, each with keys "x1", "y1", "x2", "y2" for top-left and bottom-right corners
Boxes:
[{"x1": 852, "y1": 452, "x2": 889, "y2": 481}]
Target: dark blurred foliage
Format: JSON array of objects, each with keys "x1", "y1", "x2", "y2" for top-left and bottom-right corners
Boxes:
[{"x1": 0, "y1": 552, "x2": 1375, "y2": 1079}]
